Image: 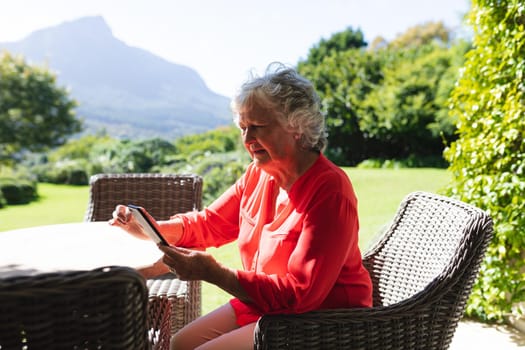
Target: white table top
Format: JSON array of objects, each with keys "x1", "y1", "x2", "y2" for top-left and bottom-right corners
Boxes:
[{"x1": 0, "y1": 221, "x2": 163, "y2": 277}]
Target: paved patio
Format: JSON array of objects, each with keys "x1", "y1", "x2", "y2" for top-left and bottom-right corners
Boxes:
[{"x1": 451, "y1": 319, "x2": 525, "y2": 349}]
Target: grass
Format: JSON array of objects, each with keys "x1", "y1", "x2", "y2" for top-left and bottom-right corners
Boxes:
[
  {"x1": 347, "y1": 168, "x2": 452, "y2": 247},
  {"x1": 0, "y1": 183, "x2": 89, "y2": 231},
  {"x1": 0, "y1": 168, "x2": 450, "y2": 314}
]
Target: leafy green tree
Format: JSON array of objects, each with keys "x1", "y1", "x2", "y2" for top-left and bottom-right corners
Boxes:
[
  {"x1": 360, "y1": 42, "x2": 467, "y2": 159},
  {"x1": 299, "y1": 49, "x2": 383, "y2": 165},
  {"x1": 444, "y1": 0, "x2": 525, "y2": 321},
  {"x1": 298, "y1": 24, "x2": 465, "y2": 166},
  {"x1": 388, "y1": 21, "x2": 451, "y2": 49},
  {"x1": 303, "y1": 27, "x2": 366, "y2": 66},
  {"x1": 0, "y1": 52, "x2": 82, "y2": 163}
]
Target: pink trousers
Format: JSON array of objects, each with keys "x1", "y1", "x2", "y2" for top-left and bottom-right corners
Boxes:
[{"x1": 170, "y1": 303, "x2": 257, "y2": 350}]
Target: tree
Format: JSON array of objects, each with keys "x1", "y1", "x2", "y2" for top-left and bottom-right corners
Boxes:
[
  {"x1": 298, "y1": 48, "x2": 383, "y2": 165},
  {"x1": 444, "y1": 0, "x2": 525, "y2": 321},
  {"x1": 298, "y1": 24, "x2": 466, "y2": 166},
  {"x1": 388, "y1": 21, "x2": 451, "y2": 49},
  {"x1": 359, "y1": 42, "x2": 467, "y2": 160},
  {"x1": 0, "y1": 52, "x2": 82, "y2": 164},
  {"x1": 303, "y1": 27, "x2": 367, "y2": 66}
]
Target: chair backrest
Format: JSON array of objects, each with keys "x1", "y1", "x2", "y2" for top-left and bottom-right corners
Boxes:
[
  {"x1": 84, "y1": 173, "x2": 203, "y2": 222},
  {"x1": 0, "y1": 266, "x2": 149, "y2": 349},
  {"x1": 363, "y1": 191, "x2": 493, "y2": 308}
]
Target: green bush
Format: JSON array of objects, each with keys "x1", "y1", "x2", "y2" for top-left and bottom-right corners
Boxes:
[
  {"x1": 0, "y1": 178, "x2": 38, "y2": 204},
  {"x1": 158, "y1": 149, "x2": 249, "y2": 207},
  {"x1": 34, "y1": 160, "x2": 90, "y2": 185},
  {"x1": 66, "y1": 169, "x2": 89, "y2": 185},
  {"x1": 444, "y1": 0, "x2": 525, "y2": 321},
  {"x1": 201, "y1": 160, "x2": 247, "y2": 206},
  {"x1": 174, "y1": 125, "x2": 240, "y2": 155}
]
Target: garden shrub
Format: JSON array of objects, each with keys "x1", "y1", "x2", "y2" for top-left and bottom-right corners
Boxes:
[
  {"x1": 159, "y1": 150, "x2": 249, "y2": 207},
  {"x1": 0, "y1": 178, "x2": 37, "y2": 204},
  {"x1": 0, "y1": 191, "x2": 5, "y2": 208},
  {"x1": 34, "y1": 160, "x2": 90, "y2": 185},
  {"x1": 444, "y1": 0, "x2": 525, "y2": 321},
  {"x1": 201, "y1": 160, "x2": 247, "y2": 206}
]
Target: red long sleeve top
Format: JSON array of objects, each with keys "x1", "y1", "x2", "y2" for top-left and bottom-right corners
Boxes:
[{"x1": 175, "y1": 154, "x2": 372, "y2": 325}]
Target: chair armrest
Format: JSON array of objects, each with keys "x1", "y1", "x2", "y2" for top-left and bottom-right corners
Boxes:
[
  {"x1": 147, "y1": 275, "x2": 201, "y2": 335},
  {"x1": 254, "y1": 305, "x2": 459, "y2": 350},
  {"x1": 255, "y1": 308, "x2": 375, "y2": 350}
]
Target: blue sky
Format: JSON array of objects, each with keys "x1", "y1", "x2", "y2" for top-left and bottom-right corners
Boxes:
[{"x1": 0, "y1": 0, "x2": 470, "y2": 97}]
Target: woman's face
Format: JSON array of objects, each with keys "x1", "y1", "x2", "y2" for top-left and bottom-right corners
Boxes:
[{"x1": 237, "y1": 103, "x2": 299, "y2": 173}]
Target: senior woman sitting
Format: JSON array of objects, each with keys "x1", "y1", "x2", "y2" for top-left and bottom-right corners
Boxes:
[{"x1": 110, "y1": 62, "x2": 372, "y2": 350}]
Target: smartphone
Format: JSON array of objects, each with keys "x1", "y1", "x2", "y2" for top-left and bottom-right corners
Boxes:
[{"x1": 127, "y1": 204, "x2": 169, "y2": 246}]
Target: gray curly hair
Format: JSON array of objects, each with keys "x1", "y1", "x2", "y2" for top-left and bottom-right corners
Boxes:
[{"x1": 231, "y1": 62, "x2": 327, "y2": 152}]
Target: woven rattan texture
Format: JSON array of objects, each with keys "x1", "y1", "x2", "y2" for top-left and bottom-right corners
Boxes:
[
  {"x1": 254, "y1": 191, "x2": 493, "y2": 349},
  {"x1": 148, "y1": 295, "x2": 172, "y2": 350},
  {"x1": 148, "y1": 274, "x2": 202, "y2": 335},
  {"x1": 84, "y1": 173, "x2": 203, "y2": 222},
  {"x1": 0, "y1": 266, "x2": 149, "y2": 349},
  {"x1": 84, "y1": 173, "x2": 203, "y2": 345}
]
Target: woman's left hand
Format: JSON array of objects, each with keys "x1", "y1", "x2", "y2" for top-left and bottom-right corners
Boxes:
[
  {"x1": 159, "y1": 245, "x2": 253, "y2": 303},
  {"x1": 158, "y1": 245, "x2": 217, "y2": 281}
]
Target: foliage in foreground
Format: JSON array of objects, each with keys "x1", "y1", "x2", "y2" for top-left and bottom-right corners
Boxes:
[{"x1": 445, "y1": 0, "x2": 525, "y2": 321}]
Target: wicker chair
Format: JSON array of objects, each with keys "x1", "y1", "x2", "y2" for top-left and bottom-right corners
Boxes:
[
  {"x1": 84, "y1": 173, "x2": 203, "y2": 337},
  {"x1": 254, "y1": 191, "x2": 494, "y2": 350},
  {"x1": 0, "y1": 266, "x2": 155, "y2": 349},
  {"x1": 84, "y1": 173, "x2": 202, "y2": 222}
]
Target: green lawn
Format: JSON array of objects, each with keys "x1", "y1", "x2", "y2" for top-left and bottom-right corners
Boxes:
[
  {"x1": 0, "y1": 168, "x2": 450, "y2": 314},
  {"x1": 0, "y1": 183, "x2": 89, "y2": 231},
  {"x1": 347, "y1": 168, "x2": 452, "y2": 247}
]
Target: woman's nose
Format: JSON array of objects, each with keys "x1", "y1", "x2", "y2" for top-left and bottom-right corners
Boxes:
[{"x1": 242, "y1": 128, "x2": 255, "y2": 142}]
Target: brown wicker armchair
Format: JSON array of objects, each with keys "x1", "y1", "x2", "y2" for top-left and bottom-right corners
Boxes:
[
  {"x1": 0, "y1": 266, "x2": 155, "y2": 349},
  {"x1": 84, "y1": 173, "x2": 203, "y2": 337},
  {"x1": 84, "y1": 173, "x2": 202, "y2": 222},
  {"x1": 254, "y1": 191, "x2": 494, "y2": 350}
]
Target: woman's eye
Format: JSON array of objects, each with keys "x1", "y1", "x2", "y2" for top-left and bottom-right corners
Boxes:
[{"x1": 239, "y1": 124, "x2": 265, "y2": 134}]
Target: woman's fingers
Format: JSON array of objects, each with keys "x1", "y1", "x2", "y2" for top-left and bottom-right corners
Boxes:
[
  {"x1": 109, "y1": 205, "x2": 130, "y2": 226},
  {"x1": 159, "y1": 245, "x2": 186, "y2": 267},
  {"x1": 159, "y1": 245, "x2": 214, "y2": 281},
  {"x1": 108, "y1": 205, "x2": 152, "y2": 241}
]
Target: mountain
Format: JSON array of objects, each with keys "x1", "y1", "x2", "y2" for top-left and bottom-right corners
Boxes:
[{"x1": 0, "y1": 16, "x2": 233, "y2": 139}]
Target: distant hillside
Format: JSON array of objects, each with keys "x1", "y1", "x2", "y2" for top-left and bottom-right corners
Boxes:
[{"x1": 0, "y1": 16, "x2": 232, "y2": 139}]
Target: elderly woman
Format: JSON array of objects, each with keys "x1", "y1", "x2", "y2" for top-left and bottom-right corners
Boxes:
[{"x1": 110, "y1": 63, "x2": 372, "y2": 350}]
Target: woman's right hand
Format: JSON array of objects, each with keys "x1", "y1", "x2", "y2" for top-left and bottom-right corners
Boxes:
[{"x1": 108, "y1": 204, "x2": 151, "y2": 240}]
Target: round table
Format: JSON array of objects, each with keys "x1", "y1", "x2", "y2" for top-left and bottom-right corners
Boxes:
[
  {"x1": 0, "y1": 221, "x2": 201, "y2": 336},
  {"x1": 0, "y1": 221, "x2": 163, "y2": 277}
]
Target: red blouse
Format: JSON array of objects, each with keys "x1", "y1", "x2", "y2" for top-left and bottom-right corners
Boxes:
[{"x1": 175, "y1": 154, "x2": 372, "y2": 326}]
